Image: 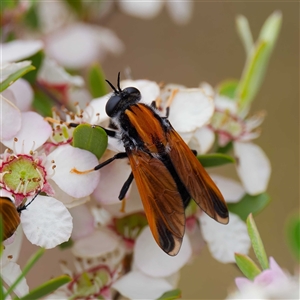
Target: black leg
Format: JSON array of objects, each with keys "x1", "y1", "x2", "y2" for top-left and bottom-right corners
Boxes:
[
  {"x1": 165, "y1": 106, "x2": 170, "y2": 118},
  {"x1": 151, "y1": 100, "x2": 157, "y2": 109},
  {"x1": 191, "y1": 149, "x2": 197, "y2": 156},
  {"x1": 94, "y1": 152, "x2": 127, "y2": 171},
  {"x1": 118, "y1": 172, "x2": 134, "y2": 200}
]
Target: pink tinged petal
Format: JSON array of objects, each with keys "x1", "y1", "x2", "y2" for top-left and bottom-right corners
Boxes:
[
  {"x1": 134, "y1": 226, "x2": 192, "y2": 277},
  {"x1": 268, "y1": 257, "x2": 287, "y2": 279},
  {"x1": 234, "y1": 141, "x2": 271, "y2": 195},
  {"x1": 199, "y1": 212, "x2": 251, "y2": 263},
  {"x1": 5, "y1": 78, "x2": 33, "y2": 111},
  {"x1": 188, "y1": 126, "x2": 215, "y2": 154},
  {"x1": 209, "y1": 174, "x2": 245, "y2": 203},
  {"x1": 2, "y1": 40, "x2": 43, "y2": 63},
  {"x1": 0, "y1": 95, "x2": 21, "y2": 140},
  {"x1": 38, "y1": 57, "x2": 84, "y2": 86},
  {"x1": 121, "y1": 79, "x2": 160, "y2": 104},
  {"x1": 48, "y1": 145, "x2": 101, "y2": 198},
  {"x1": 215, "y1": 94, "x2": 238, "y2": 114},
  {"x1": 112, "y1": 270, "x2": 173, "y2": 299},
  {"x1": 235, "y1": 277, "x2": 252, "y2": 291},
  {"x1": 70, "y1": 204, "x2": 95, "y2": 241},
  {"x1": 119, "y1": 1, "x2": 163, "y2": 19},
  {"x1": 1, "y1": 111, "x2": 52, "y2": 153},
  {"x1": 21, "y1": 195, "x2": 73, "y2": 248},
  {"x1": 1, "y1": 262, "x2": 29, "y2": 297},
  {"x1": 72, "y1": 229, "x2": 120, "y2": 258},
  {"x1": 168, "y1": 89, "x2": 214, "y2": 133},
  {"x1": 166, "y1": 0, "x2": 193, "y2": 25},
  {"x1": 244, "y1": 111, "x2": 266, "y2": 132},
  {"x1": 0, "y1": 61, "x2": 32, "y2": 82},
  {"x1": 92, "y1": 157, "x2": 132, "y2": 205}
]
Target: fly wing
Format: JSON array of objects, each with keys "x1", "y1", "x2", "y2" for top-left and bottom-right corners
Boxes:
[
  {"x1": 127, "y1": 148, "x2": 185, "y2": 256},
  {"x1": 166, "y1": 129, "x2": 229, "y2": 224}
]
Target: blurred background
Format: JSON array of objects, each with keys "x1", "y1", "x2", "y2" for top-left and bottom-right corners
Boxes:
[{"x1": 17, "y1": 1, "x2": 298, "y2": 299}]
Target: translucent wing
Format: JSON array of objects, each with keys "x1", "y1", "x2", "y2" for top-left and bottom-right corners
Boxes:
[
  {"x1": 166, "y1": 129, "x2": 229, "y2": 224},
  {"x1": 127, "y1": 149, "x2": 185, "y2": 256}
]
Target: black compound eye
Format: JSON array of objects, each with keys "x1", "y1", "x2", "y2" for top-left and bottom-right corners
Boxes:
[
  {"x1": 123, "y1": 87, "x2": 141, "y2": 99},
  {"x1": 106, "y1": 94, "x2": 122, "y2": 117}
]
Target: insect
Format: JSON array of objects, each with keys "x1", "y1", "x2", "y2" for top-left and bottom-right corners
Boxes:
[
  {"x1": 73, "y1": 73, "x2": 229, "y2": 256},
  {"x1": 0, "y1": 193, "x2": 39, "y2": 241}
]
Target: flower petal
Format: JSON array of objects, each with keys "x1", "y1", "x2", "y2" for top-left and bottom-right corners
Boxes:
[
  {"x1": 0, "y1": 95, "x2": 21, "y2": 141},
  {"x1": 199, "y1": 212, "x2": 251, "y2": 263},
  {"x1": 1, "y1": 111, "x2": 52, "y2": 153},
  {"x1": 119, "y1": 1, "x2": 163, "y2": 19},
  {"x1": 209, "y1": 174, "x2": 245, "y2": 203},
  {"x1": 0, "y1": 61, "x2": 32, "y2": 82},
  {"x1": 2, "y1": 40, "x2": 43, "y2": 63},
  {"x1": 188, "y1": 126, "x2": 215, "y2": 154},
  {"x1": 112, "y1": 270, "x2": 172, "y2": 299},
  {"x1": 215, "y1": 94, "x2": 238, "y2": 114},
  {"x1": 166, "y1": 0, "x2": 193, "y2": 25},
  {"x1": 168, "y1": 89, "x2": 214, "y2": 133},
  {"x1": 134, "y1": 226, "x2": 192, "y2": 277},
  {"x1": 48, "y1": 145, "x2": 101, "y2": 198},
  {"x1": 21, "y1": 195, "x2": 73, "y2": 248},
  {"x1": 1, "y1": 262, "x2": 29, "y2": 297},
  {"x1": 234, "y1": 141, "x2": 271, "y2": 195}
]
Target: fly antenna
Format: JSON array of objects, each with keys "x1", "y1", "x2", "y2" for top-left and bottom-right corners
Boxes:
[
  {"x1": 117, "y1": 72, "x2": 122, "y2": 92},
  {"x1": 18, "y1": 190, "x2": 41, "y2": 212},
  {"x1": 105, "y1": 79, "x2": 119, "y2": 94}
]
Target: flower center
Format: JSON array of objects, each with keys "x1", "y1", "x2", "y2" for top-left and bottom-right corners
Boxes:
[{"x1": 1, "y1": 155, "x2": 46, "y2": 196}]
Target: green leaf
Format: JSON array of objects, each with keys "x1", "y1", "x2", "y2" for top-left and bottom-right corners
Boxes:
[
  {"x1": 64, "y1": 0, "x2": 83, "y2": 15},
  {"x1": 247, "y1": 214, "x2": 269, "y2": 270},
  {"x1": 157, "y1": 289, "x2": 181, "y2": 300},
  {"x1": 286, "y1": 215, "x2": 300, "y2": 262},
  {"x1": 235, "y1": 11, "x2": 282, "y2": 113},
  {"x1": 59, "y1": 238, "x2": 74, "y2": 250},
  {"x1": 32, "y1": 88, "x2": 53, "y2": 117},
  {"x1": 72, "y1": 124, "x2": 108, "y2": 160},
  {"x1": 235, "y1": 253, "x2": 261, "y2": 280},
  {"x1": 197, "y1": 153, "x2": 235, "y2": 168},
  {"x1": 236, "y1": 15, "x2": 254, "y2": 56},
  {"x1": 23, "y1": 2, "x2": 40, "y2": 29},
  {"x1": 18, "y1": 275, "x2": 71, "y2": 300},
  {"x1": 216, "y1": 141, "x2": 233, "y2": 154},
  {"x1": 0, "y1": 64, "x2": 35, "y2": 92},
  {"x1": 22, "y1": 51, "x2": 44, "y2": 84},
  {"x1": 88, "y1": 63, "x2": 108, "y2": 98},
  {"x1": 4, "y1": 248, "x2": 45, "y2": 298},
  {"x1": 217, "y1": 79, "x2": 239, "y2": 100},
  {"x1": 228, "y1": 192, "x2": 270, "y2": 221}
]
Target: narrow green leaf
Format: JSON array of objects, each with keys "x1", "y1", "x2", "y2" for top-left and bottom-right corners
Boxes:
[
  {"x1": 0, "y1": 64, "x2": 35, "y2": 92},
  {"x1": 197, "y1": 153, "x2": 235, "y2": 168},
  {"x1": 236, "y1": 15, "x2": 254, "y2": 56},
  {"x1": 228, "y1": 192, "x2": 270, "y2": 221},
  {"x1": 235, "y1": 11, "x2": 282, "y2": 113},
  {"x1": 72, "y1": 124, "x2": 108, "y2": 160},
  {"x1": 235, "y1": 253, "x2": 261, "y2": 280},
  {"x1": 22, "y1": 51, "x2": 44, "y2": 84},
  {"x1": 88, "y1": 63, "x2": 108, "y2": 98},
  {"x1": 246, "y1": 214, "x2": 269, "y2": 270},
  {"x1": 216, "y1": 141, "x2": 233, "y2": 154},
  {"x1": 17, "y1": 275, "x2": 71, "y2": 300},
  {"x1": 286, "y1": 215, "x2": 300, "y2": 262},
  {"x1": 32, "y1": 88, "x2": 54, "y2": 117},
  {"x1": 217, "y1": 79, "x2": 239, "y2": 100},
  {"x1": 4, "y1": 248, "x2": 45, "y2": 298},
  {"x1": 157, "y1": 289, "x2": 181, "y2": 300}
]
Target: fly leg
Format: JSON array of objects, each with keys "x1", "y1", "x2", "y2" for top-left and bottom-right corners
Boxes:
[{"x1": 119, "y1": 172, "x2": 134, "y2": 200}]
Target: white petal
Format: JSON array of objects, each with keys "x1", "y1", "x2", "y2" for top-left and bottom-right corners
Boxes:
[
  {"x1": 215, "y1": 94, "x2": 238, "y2": 114},
  {"x1": 92, "y1": 157, "x2": 132, "y2": 205},
  {"x1": 199, "y1": 82, "x2": 215, "y2": 97},
  {"x1": 188, "y1": 126, "x2": 215, "y2": 154},
  {"x1": 0, "y1": 95, "x2": 21, "y2": 141},
  {"x1": 0, "y1": 61, "x2": 31, "y2": 82},
  {"x1": 134, "y1": 226, "x2": 192, "y2": 277},
  {"x1": 38, "y1": 57, "x2": 84, "y2": 86},
  {"x1": 72, "y1": 228, "x2": 120, "y2": 258},
  {"x1": 107, "y1": 136, "x2": 125, "y2": 152},
  {"x1": 119, "y1": 1, "x2": 163, "y2": 19},
  {"x1": 200, "y1": 212, "x2": 251, "y2": 263},
  {"x1": 1, "y1": 111, "x2": 52, "y2": 153},
  {"x1": 5, "y1": 78, "x2": 33, "y2": 111},
  {"x1": 70, "y1": 204, "x2": 95, "y2": 240},
  {"x1": 166, "y1": 0, "x2": 193, "y2": 25},
  {"x1": 2, "y1": 40, "x2": 43, "y2": 63},
  {"x1": 21, "y1": 195, "x2": 73, "y2": 248},
  {"x1": 112, "y1": 270, "x2": 172, "y2": 299},
  {"x1": 1, "y1": 262, "x2": 29, "y2": 297},
  {"x1": 209, "y1": 174, "x2": 245, "y2": 203},
  {"x1": 168, "y1": 89, "x2": 214, "y2": 133},
  {"x1": 234, "y1": 141, "x2": 271, "y2": 195},
  {"x1": 121, "y1": 79, "x2": 160, "y2": 104},
  {"x1": 48, "y1": 145, "x2": 101, "y2": 198}
]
